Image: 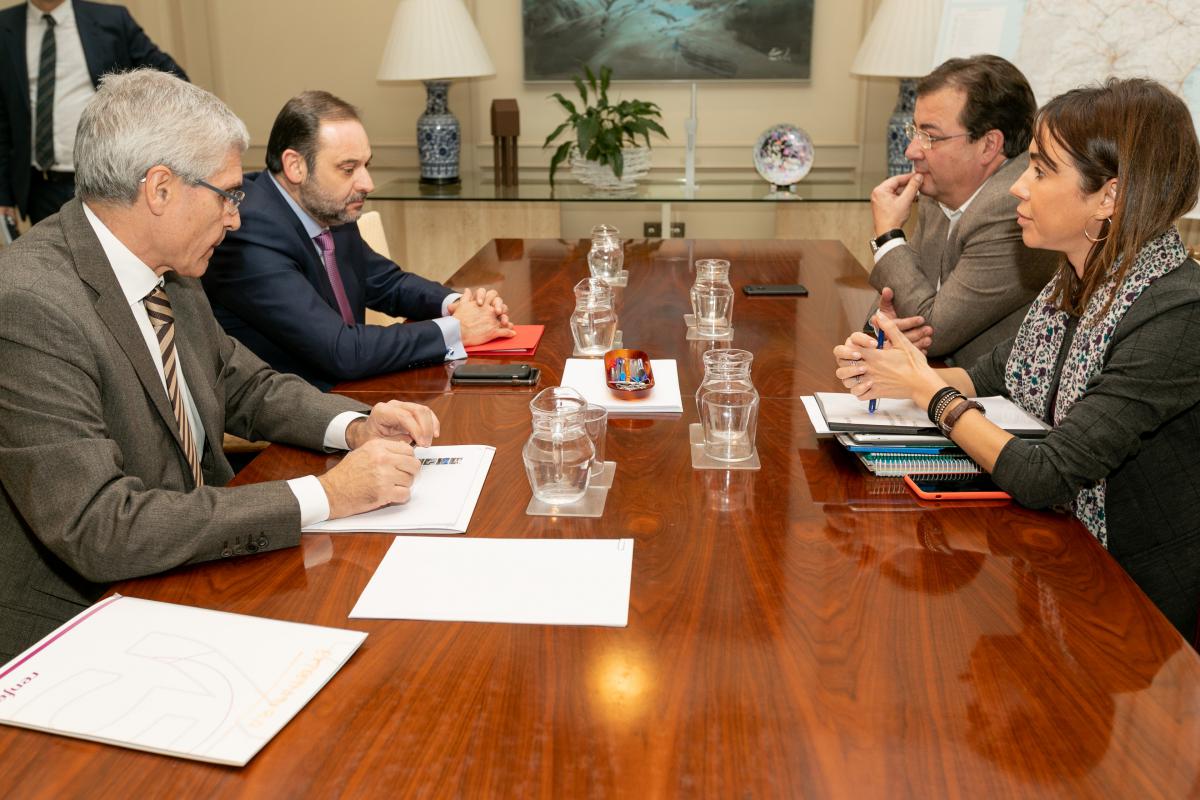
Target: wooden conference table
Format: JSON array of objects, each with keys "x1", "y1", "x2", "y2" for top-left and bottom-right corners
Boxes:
[{"x1": 2, "y1": 239, "x2": 1199, "y2": 798}]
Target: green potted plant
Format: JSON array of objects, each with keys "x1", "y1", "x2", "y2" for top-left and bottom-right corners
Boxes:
[{"x1": 543, "y1": 65, "x2": 668, "y2": 189}]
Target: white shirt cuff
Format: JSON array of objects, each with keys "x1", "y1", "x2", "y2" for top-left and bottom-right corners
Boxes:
[
  {"x1": 440, "y1": 292, "x2": 462, "y2": 316},
  {"x1": 287, "y1": 474, "x2": 330, "y2": 527},
  {"x1": 434, "y1": 315, "x2": 467, "y2": 361},
  {"x1": 872, "y1": 237, "x2": 907, "y2": 263},
  {"x1": 324, "y1": 411, "x2": 366, "y2": 450}
]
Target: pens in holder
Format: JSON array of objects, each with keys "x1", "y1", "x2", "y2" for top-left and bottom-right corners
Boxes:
[{"x1": 868, "y1": 325, "x2": 884, "y2": 414}]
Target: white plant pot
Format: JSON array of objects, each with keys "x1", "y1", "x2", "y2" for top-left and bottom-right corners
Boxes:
[{"x1": 570, "y1": 146, "x2": 651, "y2": 190}]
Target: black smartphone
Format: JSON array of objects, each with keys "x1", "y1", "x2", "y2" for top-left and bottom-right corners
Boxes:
[
  {"x1": 450, "y1": 363, "x2": 540, "y2": 386},
  {"x1": 742, "y1": 284, "x2": 809, "y2": 297}
]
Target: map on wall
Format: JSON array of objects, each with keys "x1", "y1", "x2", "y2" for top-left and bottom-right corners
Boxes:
[
  {"x1": 935, "y1": 0, "x2": 1200, "y2": 148},
  {"x1": 522, "y1": 0, "x2": 814, "y2": 82},
  {"x1": 1014, "y1": 0, "x2": 1200, "y2": 139}
]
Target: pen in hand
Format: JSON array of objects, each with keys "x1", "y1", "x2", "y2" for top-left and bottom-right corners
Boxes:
[{"x1": 867, "y1": 323, "x2": 884, "y2": 414}]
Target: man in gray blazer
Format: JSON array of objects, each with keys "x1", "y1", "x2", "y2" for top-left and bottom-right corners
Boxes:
[
  {"x1": 0, "y1": 70, "x2": 438, "y2": 660},
  {"x1": 868, "y1": 55, "x2": 1058, "y2": 367}
]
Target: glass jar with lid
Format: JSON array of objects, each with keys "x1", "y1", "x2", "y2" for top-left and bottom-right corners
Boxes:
[
  {"x1": 695, "y1": 348, "x2": 759, "y2": 462},
  {"x1": 570, "y1": 277, "x2": 618, "y2": 356},
  {"x1": 522, "y1": 387, "x2": 595, "y2": 504}
]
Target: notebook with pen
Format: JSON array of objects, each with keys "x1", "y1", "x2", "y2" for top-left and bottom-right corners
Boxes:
[{"x1": 813, "y1": 392, "x2": 1049, "y2": 437}]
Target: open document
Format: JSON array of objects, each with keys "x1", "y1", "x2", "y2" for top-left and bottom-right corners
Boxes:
[
  {"x1": 0, "y1": 595, "x2": 365, "y2": 766},
  {"x1": 350, "y1": 537, "x2": 634, "y2": 627},
  {"x1": 305, "y1": 444, "x2": 494, "y2": 534}
]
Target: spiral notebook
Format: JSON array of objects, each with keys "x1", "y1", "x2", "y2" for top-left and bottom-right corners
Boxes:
[{"x1": 856, "y1": 452, "x2": 981, "y2": 478}]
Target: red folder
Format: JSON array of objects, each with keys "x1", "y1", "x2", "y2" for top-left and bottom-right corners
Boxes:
[{"x1": 465, "y1": 324, "x2": 544, "y2": 356}]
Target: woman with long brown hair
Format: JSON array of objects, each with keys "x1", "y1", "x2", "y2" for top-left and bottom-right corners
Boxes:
[{"x1": 834, "y1": 77, "x2": 1200, "y2": 639}]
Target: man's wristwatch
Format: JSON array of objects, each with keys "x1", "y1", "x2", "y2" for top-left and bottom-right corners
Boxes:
[{"x1": 869, "y1": 228, "x2": 906, "y2": 253}]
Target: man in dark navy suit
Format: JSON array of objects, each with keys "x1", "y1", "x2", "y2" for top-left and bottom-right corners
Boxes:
[
  {"x1": 0, "y1": 0, "x2": 186, "y2": 226},
  {"x1": 204, "y1": 91, "x2": 514, "y2": 389}
]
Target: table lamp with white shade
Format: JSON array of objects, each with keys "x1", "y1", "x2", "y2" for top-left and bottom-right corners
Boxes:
[
  {"x1": 377, "y1": 0, "x2": 495, "y2": 185},
  {"x1": 851, "y1": 0, "x2": 942, "y2": 176}
]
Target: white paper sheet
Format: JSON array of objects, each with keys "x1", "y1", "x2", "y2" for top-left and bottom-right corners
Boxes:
[
  {"x1": 0, "y1": 595, "x2": 365, "y2": 766},
  {"x1": 801, "y1": 395, "x2": 832, "y2": 436},
  {"x1": 560, "y1": 358, "x2": 683, "y2": 415},
  {"x1": 304, "y1": 444, "x2": 494, "y2": 533},
  {"x1": 350, "y1": 537, "x2": 634, "y2": 627}
]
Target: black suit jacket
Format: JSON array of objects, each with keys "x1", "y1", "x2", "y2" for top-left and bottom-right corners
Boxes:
[
  {"x1": 204, "y1": 170, "x2": 455, "y2": 389},
  {"x1": 0, "y1": 0, "x2": 187, "y2": 213}
]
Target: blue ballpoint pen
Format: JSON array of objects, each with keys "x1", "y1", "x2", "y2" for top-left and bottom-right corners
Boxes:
[{"x1": 868, "y1": 325, "x2": 884, "y2": 414}]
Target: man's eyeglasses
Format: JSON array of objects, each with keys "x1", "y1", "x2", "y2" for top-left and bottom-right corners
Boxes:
[
  {"x1": 903, "y1": 121, "x2": 970, "y2": 150},
  {"x1": 193, "y1": 179, "x2": 245, "y2": 214}
]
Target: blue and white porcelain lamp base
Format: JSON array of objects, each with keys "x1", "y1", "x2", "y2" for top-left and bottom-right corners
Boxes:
[
  {"x1": 886, "y1": 78, "x2": 917, "y2": 177},
  {"x1": 417, "y1": 80, "x2": 461, "y2": 185}
]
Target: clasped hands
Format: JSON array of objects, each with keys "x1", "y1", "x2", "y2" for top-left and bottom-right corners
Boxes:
[
  {"x1": 450, "y1": 286, "x2": 516, "y2": 345},
  {"x1": 834, "y1": 312, "x2": 943, "y2": 407},
  {"x1": 319, "y1": 400, "x2": 441, "y2": 520}
]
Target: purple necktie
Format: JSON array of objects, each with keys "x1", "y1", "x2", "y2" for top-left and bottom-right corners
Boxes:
[{"x1": 314, "y1": 230, "x2": 355, "y2": 325}]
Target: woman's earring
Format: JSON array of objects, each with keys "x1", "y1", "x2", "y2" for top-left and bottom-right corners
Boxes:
[{"x1": 1083, "y1": 216, "x2": 1111, "y2": 243}]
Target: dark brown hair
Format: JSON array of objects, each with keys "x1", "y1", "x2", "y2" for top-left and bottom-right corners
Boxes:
[
  {"x1": 917, "y1": 55, "x2": 1036, "y2": 158},
  {"x1": 265, "y1": 90, "x2": 360, "y2": 174},
  {"x1": 1036, "y1": 78, "x2": 1200, "y2": 315}
]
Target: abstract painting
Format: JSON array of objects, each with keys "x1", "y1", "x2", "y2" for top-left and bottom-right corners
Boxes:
[{"x1": 523, "y1": 0, "x2": 814, "y2": 81}]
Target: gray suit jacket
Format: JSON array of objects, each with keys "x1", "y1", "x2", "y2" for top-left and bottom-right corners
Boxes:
[
  {"x1": 869, "y1": 155, "x2": 1059, "y2": 367},
  {"x1": 0, "y1": 199, "x2": 367, "y2": 659}
]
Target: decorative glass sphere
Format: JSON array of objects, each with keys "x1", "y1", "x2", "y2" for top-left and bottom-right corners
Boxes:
[{"x1": 752, "y1": 124, "x2": 814, "y2": 188}]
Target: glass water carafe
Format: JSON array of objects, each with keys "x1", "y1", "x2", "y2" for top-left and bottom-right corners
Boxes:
[
  {"x1": 587, "y1": 224, "x2": 624, "y2": 280},
  {"x1": 522, "y1": 387, "x2": 595, "y2": 504},
  {"x1": 690, "y1": 258, "x2": 734, "y2": 337},
  {"x1": 695, "y1": 348, "x2": 759, "y2": 462},
  {"x1": 570, "y1": 277, "x2": 618, "y2": 356}
]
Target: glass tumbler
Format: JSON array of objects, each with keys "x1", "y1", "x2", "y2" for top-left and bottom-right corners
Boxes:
[
  {"x1": 588, "y1": 224, "x2": 624, "y2": 280},
  {"x1": 583, "y1": 404, "x2": 609, "y2": 477},
  {"x1": 522, "y1": 387, "x2": 595, "y2": 504},
  {"x1": 696, "y1": 349, "x2": 759, "y2": 462},
  {"x1": 690, "y1": 258, "x2": 734, "y2": 337}
]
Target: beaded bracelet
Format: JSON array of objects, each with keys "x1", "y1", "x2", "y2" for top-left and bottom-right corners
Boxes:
[{"x1": 926, "y1": 387, "x2": 961, "y2": 426}]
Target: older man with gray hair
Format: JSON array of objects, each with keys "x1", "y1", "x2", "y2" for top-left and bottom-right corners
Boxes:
[{"x1": 0, "y1": 69, "x2": 439, "y2": 659}]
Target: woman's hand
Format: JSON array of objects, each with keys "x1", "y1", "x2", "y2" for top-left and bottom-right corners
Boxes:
[{"x1": 833, "y1": 313, "x2": 946, "y2": 407}]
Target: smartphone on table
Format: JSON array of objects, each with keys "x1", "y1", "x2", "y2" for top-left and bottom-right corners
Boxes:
[{"x1": 450, "y1": 362, "x2": 540, "y2": 386}]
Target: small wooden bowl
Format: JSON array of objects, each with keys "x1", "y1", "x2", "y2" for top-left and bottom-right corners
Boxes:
[{"x1": 604, "y1": 349, "x2": 654, "y2": 399}]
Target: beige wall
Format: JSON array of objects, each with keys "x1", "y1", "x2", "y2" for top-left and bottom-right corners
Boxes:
[{"x1": 121, "y1": 0, "x2": 892, "y2": 183}]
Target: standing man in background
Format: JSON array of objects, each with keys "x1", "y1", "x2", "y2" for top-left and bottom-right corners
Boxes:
[
  {"x1": 0, "y1": 0, "x2": 187, "y2": 228},
  {"x1": 868, "y1": 55, "x2": 1058, "y2": 367}
]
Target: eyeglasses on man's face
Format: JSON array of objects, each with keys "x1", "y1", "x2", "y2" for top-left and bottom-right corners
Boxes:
[
  {"x1": 903, "y1": 121, "x2": 970, "y2": 150},
  {"x1": 192, "y1": 178, "x2": 245, "y2": 214},
  {"x1": 137, "y1": 172, "x2": 246, "y2": 214}
]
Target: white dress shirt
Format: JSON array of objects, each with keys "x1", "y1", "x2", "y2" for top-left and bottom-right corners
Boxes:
[
  {"x1": 25, "y1": 0, "x2": 93, "y2": 171},
  {"x1": 81, "y1": 203, "x2": 353, "y2": 526}
]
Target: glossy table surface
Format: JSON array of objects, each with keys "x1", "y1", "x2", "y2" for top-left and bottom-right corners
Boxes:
[{"x1": 1, "y1": 240, "x2": 1198, "y2": 799}]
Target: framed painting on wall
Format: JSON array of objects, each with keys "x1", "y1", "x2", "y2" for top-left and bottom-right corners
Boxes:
[{"x1": 523, "y1": 0, "x2": 814, "y2": 82}]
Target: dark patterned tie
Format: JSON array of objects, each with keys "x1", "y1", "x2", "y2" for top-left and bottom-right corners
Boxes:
[
  {"x1": 314, "y1": 230, "x2": 356, "y2": 325},
  {"x1": 143, "y1": 286, "x2": 204, "y2": 487},
  {"x1": 35, "y1": 13, "x2": 56, "y2": 170}
]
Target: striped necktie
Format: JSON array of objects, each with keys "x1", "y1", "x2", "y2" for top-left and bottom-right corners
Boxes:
[
  {"x1": 35, "y1": 13, "x2": 56, "y2": 170},
  {"x1": 143, "y1": 286, "x2": 204, "y2": 487},
  {"x1": 314, "y1": 230, "x2": 356, "y2": 325}
]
